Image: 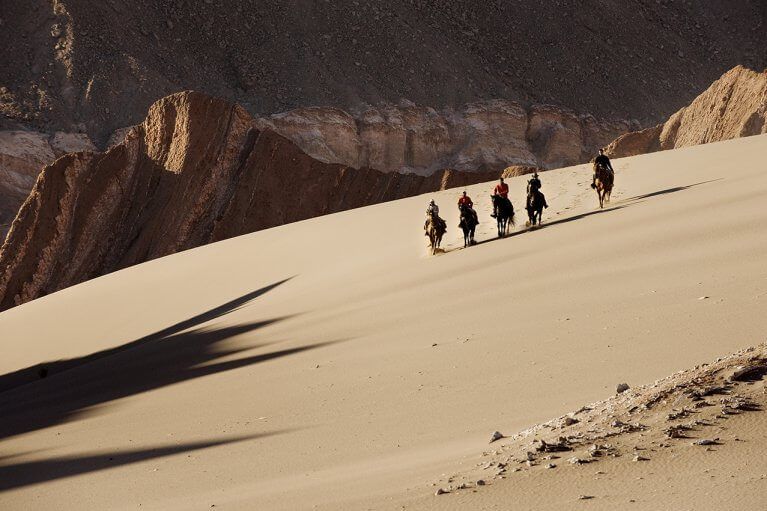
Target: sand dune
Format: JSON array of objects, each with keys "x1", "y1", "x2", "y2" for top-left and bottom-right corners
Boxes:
[{"x1": 1, "y1": 134, "x2": 766, "y2": 510}]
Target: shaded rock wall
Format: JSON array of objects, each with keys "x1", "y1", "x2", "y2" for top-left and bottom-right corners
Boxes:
[{"x1": 0, "y1": 130, "x2": 95, "y2": 236}]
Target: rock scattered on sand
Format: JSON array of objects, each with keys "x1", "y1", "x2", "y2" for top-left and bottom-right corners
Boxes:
[
  {"x1": 617, "y1": 383, "x2": 630, "y2": 394},
  {"x1": 693, "y1": 439, "x2": 720, "y2": 446},
  {"x1": 476, "y1": 479, "x2": 486, "y2": 486},
  {"x1": 489, "y1": 431, "x2": 504, "y2": 443},
  {"x1": 579, "y1": 495, "x2": 595, "y2": 500},
  {"x1": 632, "y1": 454, "x2": 649, "y2": 462},
  {"x1": 729, "y1": 364, "x2": 767, "y2": 382},
  {"x1": 535, "y1": 437, "x2": 572, "y2": 453},
  {"x1": 435, "y1": 488, "x2": 448, "y2": 495}
]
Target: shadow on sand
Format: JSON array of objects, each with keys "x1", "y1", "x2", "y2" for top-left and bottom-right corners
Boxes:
[
  {"x1": 0, "y1": 277, "x2": 334, "y2": 441},
  {"x1": 0, "y1": 277, "x2": 340, "y2": 490},
  {"x1": 0, "y1": 432, "x2": 288, "y2": 491},
  {"x1": 453, "y1": 180, "x2": 719, "y2": 251}
]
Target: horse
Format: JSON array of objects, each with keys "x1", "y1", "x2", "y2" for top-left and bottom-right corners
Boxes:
[
  {"x1": 526, "y1": 190, "x2": 545, "y2": 227},
  {"x1": 425, "y1": 212, "x2": 446, "y2": 255},
  {"x1": 491, "y1": 195, "x2": 515, "y2": 237},
  {"x1": 593, "y1": 163, "x2": 614, "y2": 208},
  {"x1": 458, "y1": 204, "x2": 478, "y2": 247}
]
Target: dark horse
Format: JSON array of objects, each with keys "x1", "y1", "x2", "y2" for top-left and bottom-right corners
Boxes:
[
  {"x1": 425, "y1": 212, "x2": 446, "y2": 255},
  {"x1": 491, "y1": 195, "x2": 515, "y2": 237},
  {"x1": 526, "y1": 190, "x2": 545, "y2": 226},
  {"x1": 458, "y1": 205, "x2": 478, "y2": 247},
  {"x1": 593, "y1": 163, "x2": 614, "y2": 208}
]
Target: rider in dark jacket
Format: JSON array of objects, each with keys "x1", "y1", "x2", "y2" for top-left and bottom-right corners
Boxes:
[
  {"x1": 592, "y1": 148, "x2": 615, "y2": 188},
  {"x1": 526, "y1": 172, "x2": 548, "y2": 209}
]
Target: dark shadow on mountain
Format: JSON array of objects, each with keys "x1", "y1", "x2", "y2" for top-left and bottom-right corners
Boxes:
[
  {"x1": 0, "y1": 278, "x2": 339, "y2": 440},
  {"x1": 0, "y1": 431, "x2": 287, "y2": 491}
]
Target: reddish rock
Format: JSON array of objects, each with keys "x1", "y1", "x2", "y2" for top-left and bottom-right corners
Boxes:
[{"x1": 0, "y1": 92, "x2": 498, "y2": 310}]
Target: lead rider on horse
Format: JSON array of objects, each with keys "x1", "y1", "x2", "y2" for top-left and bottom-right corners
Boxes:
[
  {"x1": 592, "y1": 148, "x2": 615, "y2": 189},
  {"x1": 527, "y1": 172, "x2": 548, "y2": 209}
]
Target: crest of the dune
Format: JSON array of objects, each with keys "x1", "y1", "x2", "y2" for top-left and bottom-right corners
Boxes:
[
  {"x1": 0, "y1": 91, "x2": 500, "y2": 310},
  {"x1": 607, "y1": 66, "x2": 767, "y2": 157}
]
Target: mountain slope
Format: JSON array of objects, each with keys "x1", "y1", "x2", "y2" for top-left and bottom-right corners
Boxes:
[
  {"x1": 1, "y1": 135, "x2": 766, "y2": 509},
  {"x1": 1, "y1": 1, "x2": 765, "y2": 142}
]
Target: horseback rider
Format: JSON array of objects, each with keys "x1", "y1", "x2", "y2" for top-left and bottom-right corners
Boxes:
[
  {"x1": 527, "y1": 172, "x2": 548, "y2": 209},
  {"x1": 424, "y1": 199, "x2": 446, "y2": 234},
  {"x1": 592, "y1": 148, "x2": 615, "y2": 189},
  {"x1": 491, "y1": 177, "x2": 509, "y2": 218},
  {"x1": 458, "y1": 191, "x2": 479, "y2": 225}
]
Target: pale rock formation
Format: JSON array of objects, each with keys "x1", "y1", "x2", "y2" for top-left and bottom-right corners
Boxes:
[
  {"x1": 255, "y1": 101, "x2": 631, "y2": 175},
  {"x1": 608, "y1": 66, "x2": 767, "y2": 158}
]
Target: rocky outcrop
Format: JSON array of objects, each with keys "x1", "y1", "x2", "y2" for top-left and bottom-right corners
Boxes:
[
  {"x1": 0, "y1": 130, "x2": 95, "y2": 236},
  {"x1": 255, "y1": 102, "x2": 632, "y2": 175},
  {"x1": 0, "y1": 91, "x2": 501, "y2": 310},
  {"x1": 607, "y1": 66, "x2": 767, "y2": 158}
]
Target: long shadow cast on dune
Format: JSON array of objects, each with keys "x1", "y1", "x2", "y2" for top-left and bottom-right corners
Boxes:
[
  {"x1": 0, "y1": 431, "x2": 289, "y2": 492},
  {"x1": 461, "y1": 181, "x2": 719, "y2": 251},
  {"x1": 0, "y1": 277, "x2": 342, "y2": 490},
  {"x1": 0, "y1": 277, "x2": 337, "y2": 442}
]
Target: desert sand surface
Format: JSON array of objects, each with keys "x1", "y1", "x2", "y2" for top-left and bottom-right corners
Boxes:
[{"x1": 1, "y1": 134, "x2": 766, "y2": 510}]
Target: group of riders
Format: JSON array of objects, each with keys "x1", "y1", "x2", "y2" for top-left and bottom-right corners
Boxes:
[{"x1": 424, "y1": 148, "x2": 615, "y2": 237}]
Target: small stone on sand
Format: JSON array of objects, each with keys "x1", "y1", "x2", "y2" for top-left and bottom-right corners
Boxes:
[{"x1": 489, "y1": 431, "x2": 504, "y2": 443}]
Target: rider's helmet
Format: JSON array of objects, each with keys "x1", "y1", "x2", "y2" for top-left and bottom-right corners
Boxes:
[{"x1": 429, "y1": 199, "x2": 435, "y2": 204}]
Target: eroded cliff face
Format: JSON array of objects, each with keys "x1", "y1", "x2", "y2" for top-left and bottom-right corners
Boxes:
[
  {"x1": 0, "y1": 130, "x2": 95, "y2": 236},
  {"x1": 0, "y1": 92, "x2": 501, "y2": 310},
  {"x1": 607, "y1": 66, "x2": 767, "y2": 158},
  {"x1": 254, "y1": 101, "x2": 632, "y2": 175}
]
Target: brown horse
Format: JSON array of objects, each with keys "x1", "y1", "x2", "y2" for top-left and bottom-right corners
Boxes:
[
  {"x1": 593, "y1": 163, "x2": 614, "y2": 208},
  {"x1": 425, "y1": 213, "x2": 446, "y2": 255}
]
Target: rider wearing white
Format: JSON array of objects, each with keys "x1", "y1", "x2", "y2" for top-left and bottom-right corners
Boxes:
[{"x1": 424, "y1": 199, "x2": 446, "y2": 234}]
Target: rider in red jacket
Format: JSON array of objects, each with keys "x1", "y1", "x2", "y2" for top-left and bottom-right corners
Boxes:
[
  {"x1": 491, "y1": 178, "x2": 509, "y2": 218},
  {"x1": 457, "y1": 191, "x2": 478, "y2": 225}
]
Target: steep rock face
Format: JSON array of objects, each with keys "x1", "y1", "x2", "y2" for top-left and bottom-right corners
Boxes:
[
  {"x1": 255, "y1": 101, "x2": 630, "y2": 175},
  {"x1": 0, "y1": 92, "x2": 499, "y2": 310},
  {"x1": 608, "y1": 66, "x2": 767, "y2": 158},
  {"x1": 0, "y1": 130, "x2": 95, "y2": 236}
]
